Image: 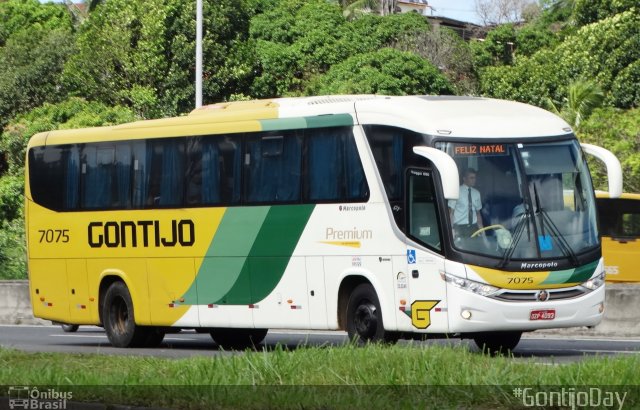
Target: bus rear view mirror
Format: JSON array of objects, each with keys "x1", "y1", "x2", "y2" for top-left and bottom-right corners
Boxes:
[
  {"x1": 413, "y1": 146, "x2": 460, "y2": 200},
  {"x1": 580, "y1": 143, "x2": 623, "y2": 198}
]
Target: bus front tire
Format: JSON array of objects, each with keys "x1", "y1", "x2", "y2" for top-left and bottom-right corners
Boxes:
[
  {"x1": 473, "y1": 331, "x2": 522, "y2": 355},
  {"x1": 346, "y1": 283, "x2": 399, "y2": 344},
  {"x1": 102, "y1": 281, "x2": 151, "y2": 348},
  {"x1": 210, "y1": 328, "x2": 268, "y2": 350}
]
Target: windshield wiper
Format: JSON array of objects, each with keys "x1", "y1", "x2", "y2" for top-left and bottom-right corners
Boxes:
[
  {"x1": 532, "y1": 184, "x2": 579, "y2": 266},
  {"x1": 497, "y1": 205, "x2": 532, "y2": 269}
]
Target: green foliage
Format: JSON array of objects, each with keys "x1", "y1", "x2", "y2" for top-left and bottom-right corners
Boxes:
[
  {"x1": 474, "y1": 24, "x2": 517, "y2": 67},
  {"x1": 546, "y1": 79, "x2": 604, "y2": 128},
  {"x1": 573, "y1": 0, "x2": 637, "y2": 26},
  {"x1": 479, "y1": 49, "x2": 564, "y2": 107},
  {"x1": 473, "y1": 23, "x2": 558, "y2": 70},
  {"x1": 578, "y1": 108, "x2": 640, "y2": 193},
  {"x1": 515, "y1": 24, "x2": 558, "y2": 57},
  {"x1": 479, "y1": 9, "x2": 639, "y2": 109},
  {"x1": 0, "y1": 216, "x2": 26, "y2": 280},
  {"x1": 308, "y1": 48, "x2": 453, "y2": 96},
  {"x1": 556, "y1": 9, "x2": 640, "y2": 107},
  {"x1": 0, "y1": 0, "x2": 71, "y2": 46},
  {"x1": 0, "y1": 27, "x2": 75, "y2": 128},
  {"x1": 63, "y1": 0, "x2": 254, "y2": 117},
  {"x1": 0, "y1": 175, "x2": 24, "y2": 279},
  {"x1": 249, "y1": 1, "x2": 430, "y2": 97},
  {"x1": 0, "y1": 98, "x2": 136, "y2": 280},
  {"x1": 610, "y1": 59, "x2": 640, "y2": 109},
  {"x1": 0, "y1": 175, "x2": 22, "y2": 222}
]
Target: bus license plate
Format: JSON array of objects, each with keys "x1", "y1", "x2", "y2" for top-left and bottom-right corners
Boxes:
[{"x1": 530, "y1": 309, "x2": 556, "y2": 321}]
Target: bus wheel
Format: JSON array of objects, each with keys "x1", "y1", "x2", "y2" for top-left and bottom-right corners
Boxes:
[
  {"x1": 102, "y1": 281, "x2": 148, "y2": 348},
  {"x1": 143, "y1": 327, "x2": 166, "y2": 347},
  {"x1": 346, "y1": 284, "x2": 398, "y2": 344},
  {"x1": 210, "y1": 328, "x2": 268, "y2": 350},
  {"x1": 60, "y1": 323, "x2": 79, "y2": 333},
  {"x1": 473, "y1": 331, "x2": 522, "y2": 355}
]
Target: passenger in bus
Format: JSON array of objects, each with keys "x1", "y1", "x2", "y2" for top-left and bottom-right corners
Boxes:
[{"x1": 449, "y1": 168, "x2": 484, "y2": 239}]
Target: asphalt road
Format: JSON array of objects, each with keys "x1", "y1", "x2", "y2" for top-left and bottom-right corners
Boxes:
[{"x1": 1, "y1": 325, "x2": 639, "y2": 363}]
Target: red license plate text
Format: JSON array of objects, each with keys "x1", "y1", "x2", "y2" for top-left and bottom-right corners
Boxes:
[{"x1": 530, "y1": 309, "x2": 556, "y2": 320}]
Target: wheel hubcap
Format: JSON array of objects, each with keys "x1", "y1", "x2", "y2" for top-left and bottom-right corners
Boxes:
[{"x1": 354, "y1": 302, "x2": 378, "y2": 339}]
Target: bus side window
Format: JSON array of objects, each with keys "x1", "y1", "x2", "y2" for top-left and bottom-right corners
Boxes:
[
  {"x1": 621, "y1": 212, "x2": 640, "y2": 237},
  {"x1": 245, "y1": 131, "x2": 302, "y2": 203},
  {"x1": 306, "y1": 127, "x2": 368, "y2": 202},
  {"x1": 147, "y1": 139, "x2": 185, "y2": 207},
  {"x1": 185, "y1": 135, "x2": 242, "y2": 206}
]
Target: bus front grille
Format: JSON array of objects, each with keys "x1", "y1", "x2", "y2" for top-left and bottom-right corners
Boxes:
[{"x1": 491, "y1": 287, "x2": 587, "y2": 302}]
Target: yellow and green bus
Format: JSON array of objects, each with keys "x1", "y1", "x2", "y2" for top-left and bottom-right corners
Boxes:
[
  {"x1": 26, "y1": 95, "x2": 622, "y2": 352},
  {"x1": 596, "y1": 192, "x2": 640, "y2": 282}
]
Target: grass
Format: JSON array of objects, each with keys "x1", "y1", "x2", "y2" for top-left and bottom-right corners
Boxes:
[{"x1": 1, "y1": 343, "x2": 639, "y2": 409}]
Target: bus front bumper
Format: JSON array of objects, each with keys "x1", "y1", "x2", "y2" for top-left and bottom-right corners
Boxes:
[{"x1": 444, "y1": 283, "x2": 605, "y2": 333}]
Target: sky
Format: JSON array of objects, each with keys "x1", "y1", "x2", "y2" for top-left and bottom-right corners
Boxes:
[
  {"x1": 424, "y1": 0, "x2": 482, "y2": 25},
  {"x1": 40, "y1": 0, "x2": 483, "y2": 25}
]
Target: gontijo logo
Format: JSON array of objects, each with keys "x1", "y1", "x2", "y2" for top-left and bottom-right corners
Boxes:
[
  {"x1": 87, "y1": 219, "x2": 195, "y2": 248},
  {"x1": 8, "y1": 386, "x2": 72, "y2": 409}
]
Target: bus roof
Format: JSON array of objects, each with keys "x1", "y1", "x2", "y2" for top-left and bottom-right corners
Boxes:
[{"x1": 27, "y1": 95, "x2": 573, "y2": 148}]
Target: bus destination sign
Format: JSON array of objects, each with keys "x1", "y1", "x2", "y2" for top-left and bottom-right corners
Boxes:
[{"x1": 454, "y1": 144, "x2": 508, "y2": 156}]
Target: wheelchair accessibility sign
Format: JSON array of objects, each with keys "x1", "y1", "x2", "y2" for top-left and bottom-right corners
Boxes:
[{"x1": 407, "y1": 249, "x2": 416, "y2": 264}]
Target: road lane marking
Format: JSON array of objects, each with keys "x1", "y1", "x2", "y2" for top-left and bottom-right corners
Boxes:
[{"x1": 50, "y1": 334, "x2": 107, "y2": 338}]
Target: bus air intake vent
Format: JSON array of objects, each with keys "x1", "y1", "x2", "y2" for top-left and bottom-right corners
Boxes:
[{"x1": 491, "y1": 287, "x2": 587, "y2": 302}]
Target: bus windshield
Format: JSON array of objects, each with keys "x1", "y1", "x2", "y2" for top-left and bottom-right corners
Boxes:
[{"x1": 436, "y1": 139, "x2": 599, "y2": 262}]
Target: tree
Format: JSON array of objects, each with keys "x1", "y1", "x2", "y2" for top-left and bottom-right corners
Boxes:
[
  {"x1": 0, "y1": 0, "x2": 71, "y2": 46},
  {"x1": 307, "y1": 48, "x2": 454, "y2": 96},
  {"x1": 579, "y1": 108, "x2": 640, "y2": 193},
  {"x1": 342, "y1": 0, "x2": 399, "y2": 19},
  {"x1": 573, "y1": 0, "x2": 638, "y2": 26},
  {"x1": 249, "y1": 1, "x2": 430, "y2": 97},
  {"x1": 0, "y1": 28, "x2": 76, "y2": 129},
  {"x1": 479, "y1": 9, "x2": 640, "y2": 109},
  {"x1": 395, "y1": 26, "x2": 477, "y2": 94},
  {"x1": 475, "y1": 0, "x2": 537, "y2": 26},
  {"x1": 63, "y1": 0, "x2": 255, "y2": 118},
  {"x1": 0, "y1": 98, "x2": 136, "y2": 280},
  {"x1": 546, "y1": 79, "x2": 604, "y2": 129}
]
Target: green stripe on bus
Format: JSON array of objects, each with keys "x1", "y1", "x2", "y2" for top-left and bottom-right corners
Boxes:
[
  {"x1": 260, "y1": 118, "x2": 307, "y2": 132},
  {"x1": 248, "y1": 204, "x2": 315, "y2": 301},
  {"x1": 304, "y1": 113, "x2": 353, "y2": 128},
  {"x1": 181, "y1": 207, "x2": 269, "y2": 305},
  {"x1": 259, "y1": 114, "x2": 353, "y2": 132},
  {"x1": 540, "y1": 269, "x2": 575, "y2": 285},
  {"x1": 566, "y1": 260, "x2": 599, "y2": 283},
  {"x1": 216, "y1": 204, "x2": 315, "y2": 304},
  {"x1": 182, "y1": 205, "x2": 315, "y2": 305}
]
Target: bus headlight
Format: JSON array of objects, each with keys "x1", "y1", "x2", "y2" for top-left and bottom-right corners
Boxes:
[
  {"x1": 581, "y1": 272, "x2": 606, "y2": 291},
  {"x1": 441, "y1": 272, "x2": 499, "y2": 297}
]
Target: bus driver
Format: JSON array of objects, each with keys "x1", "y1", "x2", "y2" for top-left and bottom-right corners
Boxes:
[{"x1": 449, "y1": 168, "x2": 484, "y2": 239}]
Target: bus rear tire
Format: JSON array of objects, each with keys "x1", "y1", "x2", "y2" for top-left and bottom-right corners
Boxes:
[
  {"x1": 473, "y1": 331, "x2": 522, "y2": 355},
  {"x1": 346, "y1": 283, "x2": 398, "y2": 344},
  {"x1": 210, "y1": 328, "x2": 268, "y2": 350},
  {"x1": 102, "y1": 281, "x2": 149, "y2": 348},
  {"x1": 59, "y1": 323, "x2": 79, "y2": 333}
]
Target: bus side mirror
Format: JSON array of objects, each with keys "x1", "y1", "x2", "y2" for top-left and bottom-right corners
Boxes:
[
  {"x1": 580, "y1": 143, "x2": 623, "y2": 198},
  {"x1": 413, "y1": 146, "x2": 459, "y2": 200}
]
